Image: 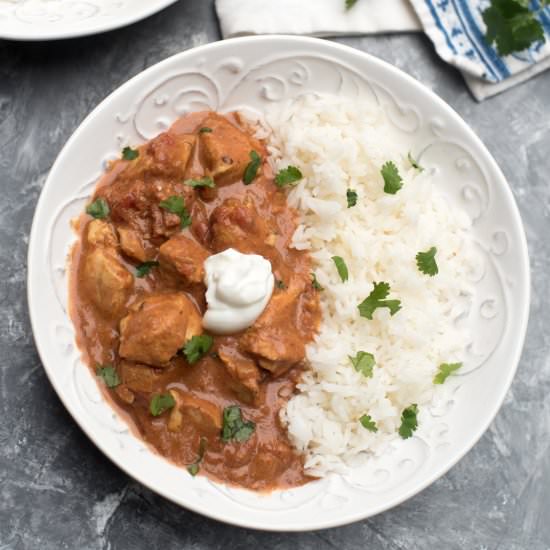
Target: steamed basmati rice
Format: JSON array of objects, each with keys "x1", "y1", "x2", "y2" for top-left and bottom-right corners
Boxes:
[{"x1": 260, "y1": 94, "x2": 475, "y2": 477}]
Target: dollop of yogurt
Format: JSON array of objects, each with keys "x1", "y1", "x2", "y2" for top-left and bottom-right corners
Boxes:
[{"x1": 203, "y1": 248, "x2": 274, "y2": 334}]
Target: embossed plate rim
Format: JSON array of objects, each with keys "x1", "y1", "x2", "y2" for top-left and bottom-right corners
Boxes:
[
  {"x1": 27, "y1": 36, "x2": 530, "y2": 531},
  {"x1": 0, "y1": 0, "x2": 179, "y2": 41}
]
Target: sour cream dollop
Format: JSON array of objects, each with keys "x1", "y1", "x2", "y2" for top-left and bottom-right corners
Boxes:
[{"x1": 202, "y1": 248, "x2": 274, "y2": 334}]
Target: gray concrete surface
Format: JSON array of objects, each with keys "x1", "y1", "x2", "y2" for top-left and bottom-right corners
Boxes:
[{"x1": 1, "y1": 1, "x2": 549, "y2": 548}]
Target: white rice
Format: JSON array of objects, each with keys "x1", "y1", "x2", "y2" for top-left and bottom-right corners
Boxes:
[{"x1": 259, "y1": 94, "x2": 475, "y2": 477}]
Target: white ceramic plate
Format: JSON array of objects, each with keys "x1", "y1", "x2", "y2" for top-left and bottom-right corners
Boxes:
[
  {"x1": 27, "y1": 36, "x2": 530, "y2": 531},
  {"x1": 0, "y1": 0, "x2": 178, "y2": 41}
]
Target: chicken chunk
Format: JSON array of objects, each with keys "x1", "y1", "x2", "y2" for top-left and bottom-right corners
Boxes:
[
  {"x1": 83, "y1": 248, "x2": 133, "y2": 316},
  {"x1": 200, "y1": 115, "x2": 256, "y2": 186},
  {"x1": 158, "y1": 234, "x2": 210, "y2": 285},
  {"x1": 120, "y1": 361, "x2": 161, "y2": 393},
  {"x1": 124, "y1": 133, "x2": 196, "y2": 180},
  {"x1": 119, "y1": 293, "x2": 202, "y2": 367},
  {"x1": 168, "y1": 390, "x2": 221, "y2": 434},
  {"x1": 218, "y1": 345, "x2": 261, "y2": 404},
  {"x1": 210, "y1": 196, "x2": 273, "y2": 255},
  {"x1": 117, "y1": 226, "x2": 148, "y2": 262},
  {"x1": 239, "y1": 289, "x2": 305, "y2": 373},
  {"x1": 86, "y1": 219, "x2": 118, "y2": 248}
]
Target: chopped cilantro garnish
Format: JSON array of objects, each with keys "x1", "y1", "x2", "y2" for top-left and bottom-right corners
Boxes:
[
  {"x1": 96, "y1": 364, "x2": 120, "y2": 388},
  {"x1": 434, "y1": 362, "x2": 462, "y2": 385},
  {"x1": 183, "y1": 334, "x2": 213, "y2": 364},
  {"x1": 408, "y1": 151, "x2": 424, "y2": 172},
  {"x1": 311, "y1": 272, "x2": 324, "y2": 291},
  {"x1": 346, "y1": 189, "x2": 358, "y2": 208},
  {"x1": 276, "y1": 279, "x2": 286, "y2": 289},
  {"x1": 359, "y1": 414, "x2": 378, "y2": 432},
  {"x1": 199, "y1": 127, "x2": 213, "y2": 133},
  {"x1": 358, "y1": 282, "x2": 401, "y2": 320},
  {"x1": 187, "y1": 437, "x2": 207, "y2": 477},
  {"x1": 398, "y1": 404, "x2": 419, "y2": 439},
  {"x1": 150, "y1": 393, "x2": 176, "y2": 417},
  {"x1": 416, "y1": 247, "x2": 438, "y2": 277},
  {"x1": 159, "y1": 195, "x2": 192, "y2": 229},
  {"x1": 135, "y1": 261, "x2": 159, "y2": 278},
  {"x1": 349, "y1": 351, "x2": 375, "y2": 378},
  {"x1": 221, "y1": 406, "x2": 255, "y2": 443},
  {"x1": 122, "y1": 146, "x2": 139, "y2": 161},
  {"x1": 243, "y1": 150, "x2": 261, "y2": 185},
  {"x1": 275, "y1": 166, "x2": 303, "y2": 188},
  {"x1": 184, "y1": 177, "x2": 215, "y2": 188},
  {"x1": 381, "y1": 161, "x2": 403, "y2": 194},
  {"x1": 86, "y1": 198, "x2": 109, "y2": 219},
  {"x1": 331, "y1": 256, "x2": 349, "y2": 282},
  {"x1": 345, "y1": 0, "x2": 359, "y2": 9}
]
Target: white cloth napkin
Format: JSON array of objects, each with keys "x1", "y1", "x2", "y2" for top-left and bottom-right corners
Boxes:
[{"x1": 215, "y1": 0, "x2": 550, "y2": 101}]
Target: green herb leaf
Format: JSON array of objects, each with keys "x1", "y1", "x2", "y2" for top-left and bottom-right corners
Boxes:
[
  {"x1": 483, "y1": 0, "x2": 546, "y2": 56},
  {"x1": 96, "y1": 364, "x2": 120, "y2": 388},
  {"x1": 358, "y1": 282, "x2": 401, "y2": 320},
  {"x1": 183, "y1": 334, "x2": 213, "y2": 364},
  {"x1": 187, "y1": 437, "x2": 207, "y2": 477},
  {"x1": 243, "y1": 150, "x2": 261, "y2": 185},
  {"x1": 349, "y1": 351, "x2": 375, "y2": 378},
  {"x1": 345, "y1": 0, "x2": 359, "y2": 9},
  {"x1": 159, "y1": 195, "x2": 192, "y2": 229},
  {"x1": 275, "y1": 165, "x2": 303, "y2": 188},
  {"x1": 276, "y1": 279, "x2": 286, "y2": 289},
  {"x1": 408, "y1": 151, "x2": 424, "y2": 172},
  {"x1": 381, "y1": 161, "x2": 403, "y2": 195},
  {"x1": 346, "y1": 189, "x2": 358, "y2": 208},
  {"x1": 199, "y1": 127, "x2": 212, "y2": 133},
  {"x1": 150, "y1": 393, "x2": 176, "y2": 417},
  {"x1": 398, "y1": 404, "x2": 419, "y2": 439},
  {"x1": 122, "y1": 146, "x2": 139, "y2": 161},
  {"x1": 221, "y1": 405, "x2": 256, "y2": 442},
  {"x1": 434, "y1": 362, "x2": 462, "y2": 385},
  {"x1": 416, "y1": 247, "x2": 438, "y2": 277},
  {"x1": 135, "y1": 261, "x2": 159, "y2": 278},
  {"x1": 359, "y1": 414, "x2": 378, "y2": 432},
  {"x1": 311, "y1": 272, "x2": 324, "y2": 291},
  {"x1": 86, "y1": 198, "x2": 110, "y2": 219},
  {"x1": 184, "y1": 177, "x2": 215, "y2": 188},
  {"x1": 331, "y1": 256, "x2": 349, "y2": 282}
]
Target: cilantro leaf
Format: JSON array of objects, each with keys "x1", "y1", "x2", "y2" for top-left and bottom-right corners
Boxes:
[
  {"x1": 311, "y1": 272, "x2": 324, "y2": 291},
  {"x1": 243, "y1": 150, "x2": 261, "y2": 185},
  {"x1": 345, "y1": 0, "x2": 359, "y2": 9},
  {"x1": 416, "y1": 247, "x2": 439, "y2": 277},
  {"x1": 398, "y1": 404, "x2": 419, "y2": 439},
  {"x1": 346, "y1": 189, "x2": 358, "y2": 208},
  {"x1": 275, "y1": 165, "x2": 303, "y2": 188},
  {"x1": 349, "y1": 351, "x2": 375, "y2": 378},
  {"x1": 96, "y1": 364, "x2": 120, "y2": 388},
  {"x1": 221, "y1": 405, "x2": 255, "y2": 442},
  {"x1": 331, "y1": 256, "x2": 349, "y2": 282},
  {"x1": 483, "y1": 0, "x2": 546, "y2": 56},
  {"x1": 359, "y1": 414, "x2": 378, "y2": 432},
  {"x1": 135, "y1": 261, "x2": 159, "y2": 278},
  {"x1": 150, "y1": 393, "x2": 175, "y2": 416},
  {"x1": 358, "y1": 282, "x2": 402, "y2": 320},
  {"x1": 159, "y1": 195, "x2": 192, "y2": 229},
  {"x1": 183, "y1": 334, "x2": 213, "y2": 364},
  {"x1": 434, "y1": 362, "x2": 462, "y2": 385},
  {"x1": 276, "y1": 279, "x2": 286, "y2": 289},
  {"x1": 381, "y1": 161, "x2": 403, "y2": 194},
  {"x1": 187, "y1": 437, "x2": 207, "y2": 477},
  {"x1": 122, "y1": 146, "x2": 139, "y2": 161},
  {"x1": 184, "y1": 177, "x2": 215, "y2": 188},
  {"x1": 408, "y1": 151, "x2": 424, "y2": 172},
  {"x1": 199, "y1": 127, "x2": 212, "y2": 133},
  {"x1": 86, "y1": 198, "x2": 109, "y2": 219}
]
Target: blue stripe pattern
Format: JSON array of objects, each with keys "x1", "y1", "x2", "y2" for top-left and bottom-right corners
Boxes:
[{"x1": 417, "y1": 0, "x2": 550, "y2": 83}]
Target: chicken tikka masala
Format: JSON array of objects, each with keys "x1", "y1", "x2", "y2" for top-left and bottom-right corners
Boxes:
[{"x1": 69, "y1": 112, "x2": 320, "y2": 491}]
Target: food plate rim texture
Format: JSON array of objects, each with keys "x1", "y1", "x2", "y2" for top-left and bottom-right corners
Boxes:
[
  {"x1": 27, "y1": 36, "x2": 530, "y2": 531},
  {"x1": 0, "y1": 0, "x2": 179, "y2": 41}
]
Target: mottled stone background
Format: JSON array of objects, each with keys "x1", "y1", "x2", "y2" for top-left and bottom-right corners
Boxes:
[{"x1": 1, "y1": 1, "x2": 549, "y2": 548}]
